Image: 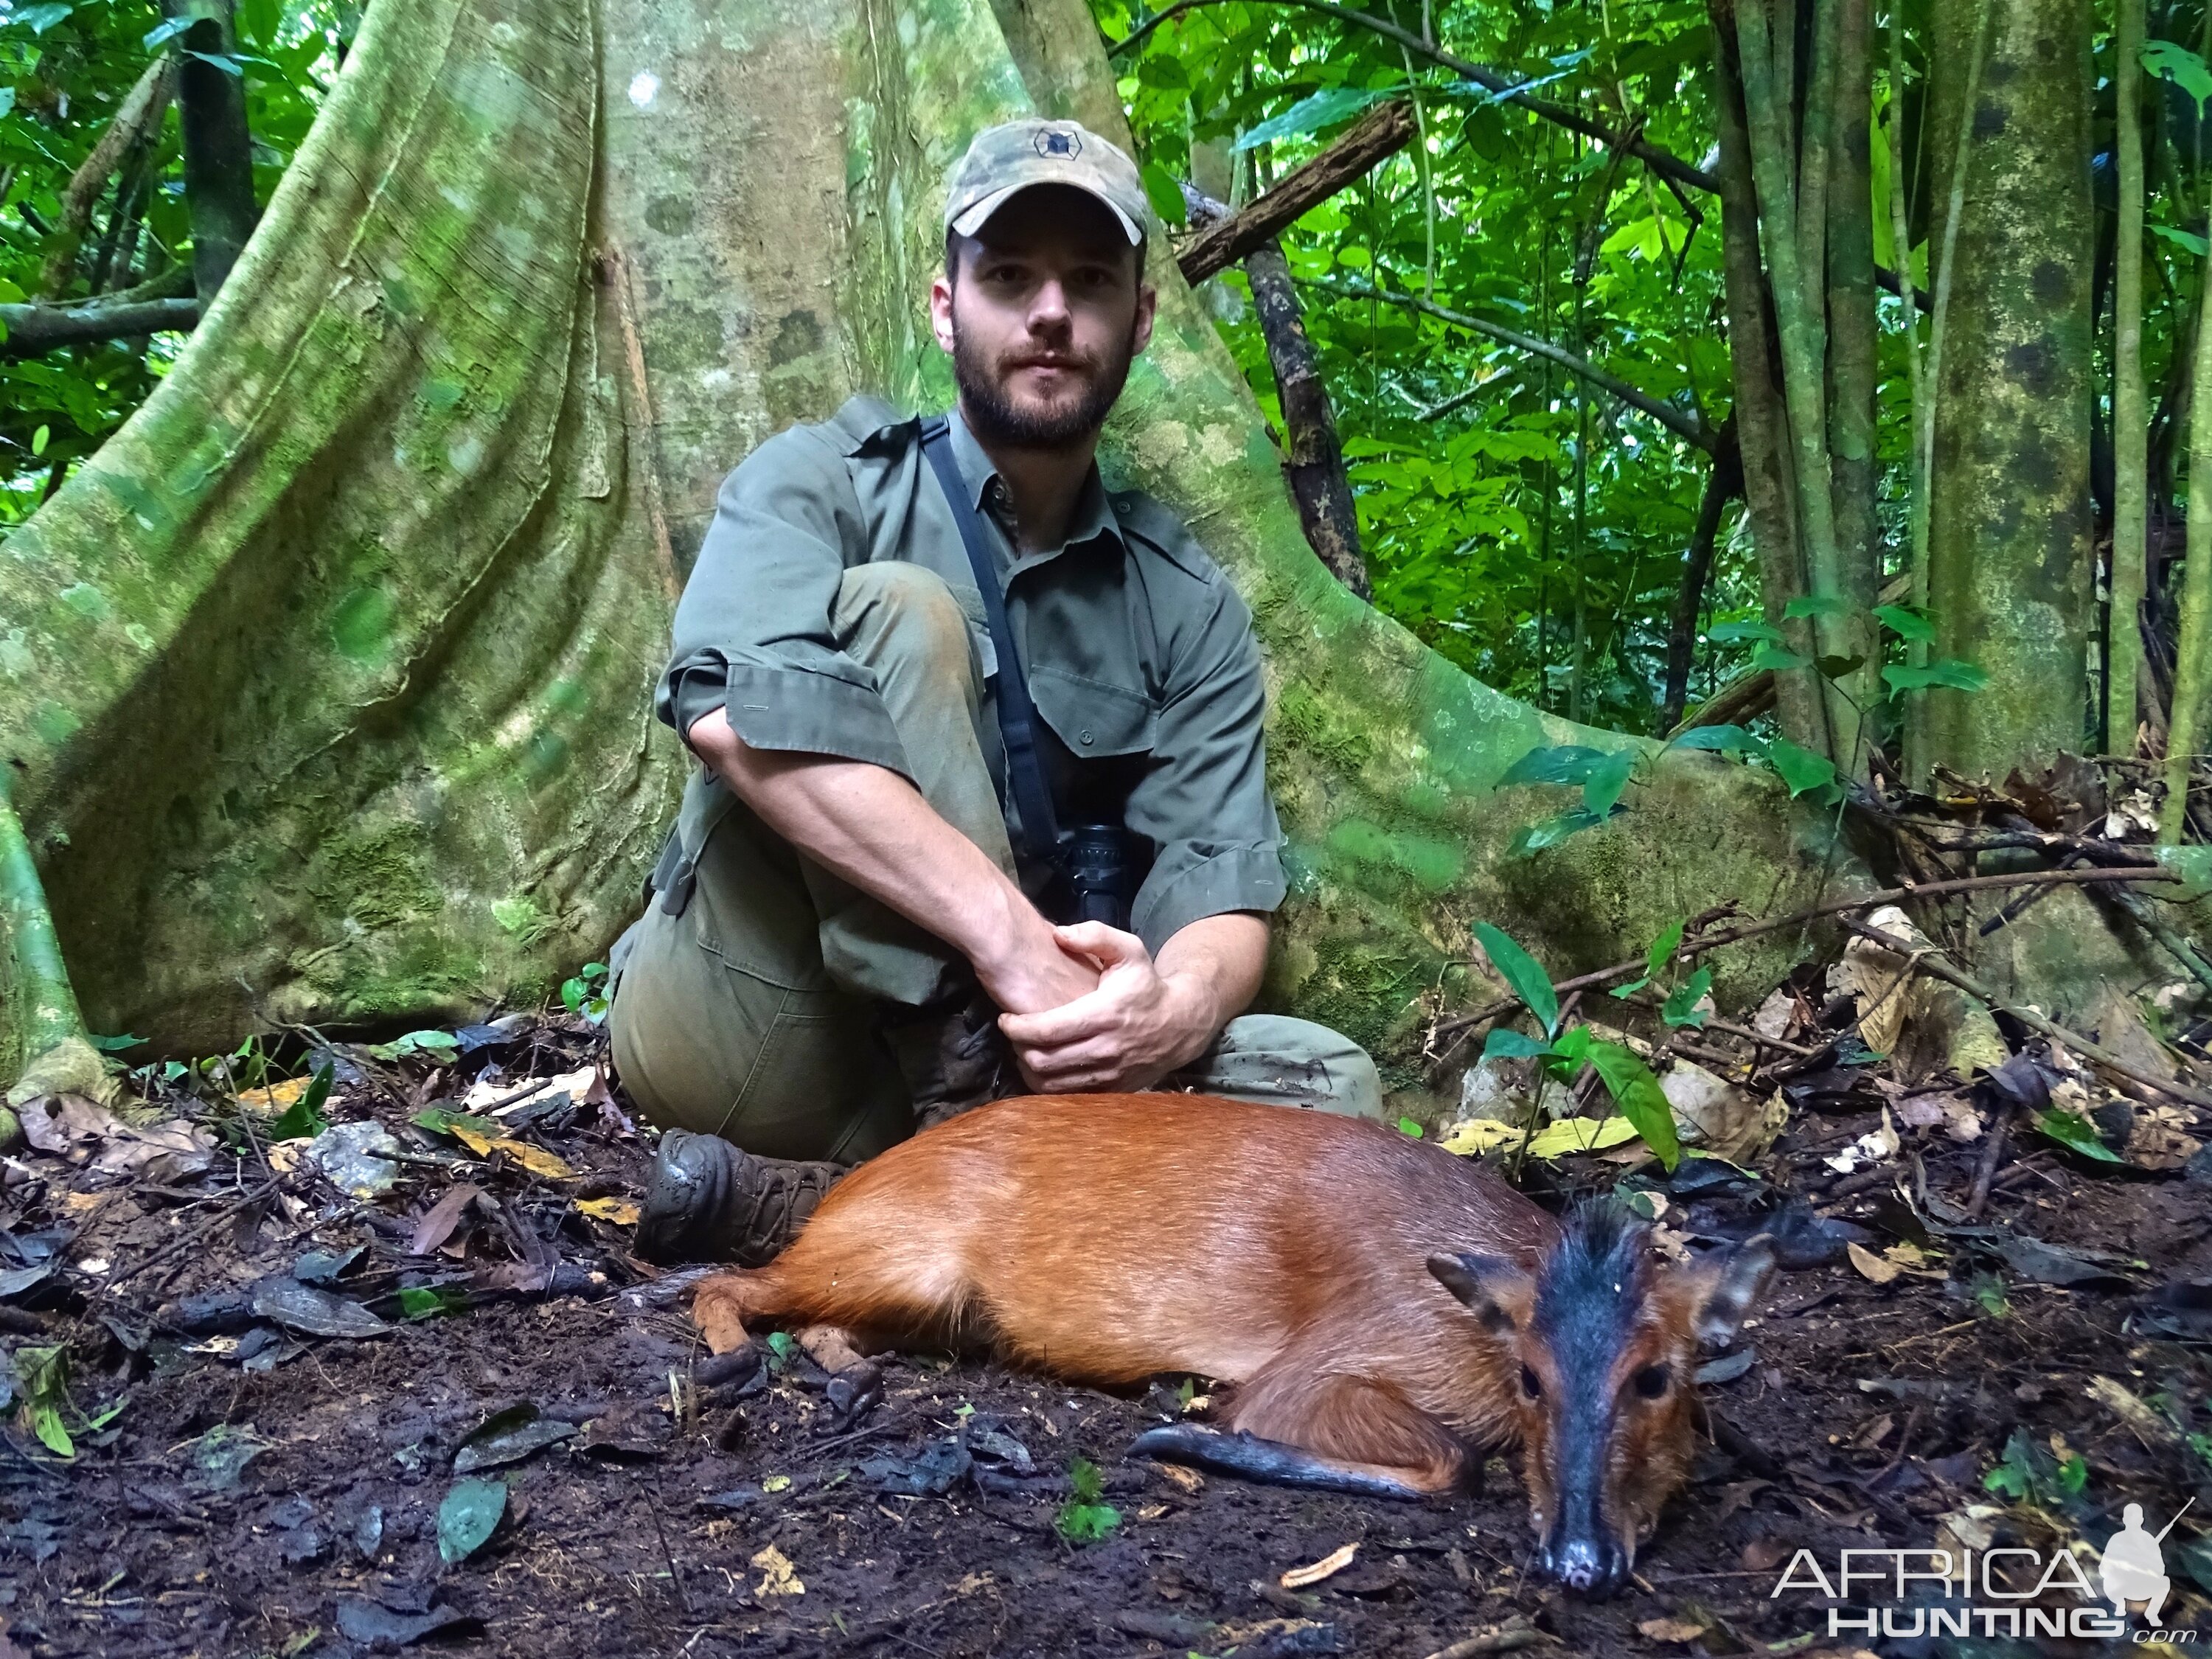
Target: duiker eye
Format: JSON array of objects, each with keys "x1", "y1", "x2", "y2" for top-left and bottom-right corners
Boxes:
[
  {"x1": 1519, "y1": 1363, "x2": 1541, "y2": 1399},
  {"x1": 1632, "y1": 1363, "x2": 1671, "y2": 1399}
]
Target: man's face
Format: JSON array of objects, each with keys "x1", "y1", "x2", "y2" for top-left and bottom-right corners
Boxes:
[{"x1": 931, "y1": 184, "x2": 1156, "y2": 451}]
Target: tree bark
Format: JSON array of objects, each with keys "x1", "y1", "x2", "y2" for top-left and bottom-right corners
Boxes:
[
  {"x1": 2110, "y1": 0, "x2": 2148, "y2": 758},
  {"x1": 1176, "y1": 100, "x2": 1415, "y2": 287},
  {"x1": 1707, "y1": 1, "x2": 1820, "y2": 751},
  {"x1": 1921, "y1": 0, "x2": 2094, "y2": 780},
  {"x1": 1244, "y1": 242, "x2": 1371, "y2": 599},
  {"x1": 1188, "y1": 183, "x2": 1370, "y2": 598},
  {"x1": 1661, "y1": 420, "x2": 1745, "y2": 731},
  {"x1": 164, "y1": 0, "x2": 260, "y2": 299},
  {"x1": 1823, "y1": 0, "x2": 1880, "y2": 744}
]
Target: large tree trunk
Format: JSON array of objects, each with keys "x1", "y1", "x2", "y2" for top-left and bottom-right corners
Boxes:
[
  {"x1": 1921, "y1": 0, "x2": 2094, "y2": 779},
  {"x1": 0, "y1": 0, "x2": 2159, "y2": 1099}
]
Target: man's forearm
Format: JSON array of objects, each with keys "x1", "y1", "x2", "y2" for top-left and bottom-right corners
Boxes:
[
  {"x1": 1152, "y1": 911, "x2": 1269, "y2": 1038},
  {"x1": 685, "y1": 706, "x2": 1092, "y2": 1014}
]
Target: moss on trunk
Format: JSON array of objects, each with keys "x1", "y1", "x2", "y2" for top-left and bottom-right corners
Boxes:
[{"x1": 1922, "y1": 0, "x2": 2094, "y2": 777}]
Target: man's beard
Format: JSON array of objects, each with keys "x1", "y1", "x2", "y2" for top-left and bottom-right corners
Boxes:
[{"x1": 952, "y1": 317, "x2": 1138, "y2": 451}]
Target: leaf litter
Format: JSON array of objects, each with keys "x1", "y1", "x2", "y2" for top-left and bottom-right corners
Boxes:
[{"x1": 0, "y1": 953, "x2": 2207, "y2": 1655}]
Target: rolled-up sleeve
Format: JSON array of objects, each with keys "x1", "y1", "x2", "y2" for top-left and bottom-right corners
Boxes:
[
  {"x1": 656, "y1": 425, "x2": 913, "y2": 780},
  {"x1": 1124, "y1": 578, "x2": 1287, "y2": 953}
]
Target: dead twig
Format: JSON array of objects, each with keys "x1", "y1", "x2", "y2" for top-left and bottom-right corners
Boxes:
[
  {"x1": 102, "y1": 1178, "x2": 282, "y2": 1293},
  {"x1": 1417, "y1": 1627, "x2": 1554, "y2": 1659},
  {"x1": 1840, "y1": 914, "x2": 2212, "y2": 1110},
  {"x1": 1433, "y1": 863, "x2": 2175, "y2": 1050}
]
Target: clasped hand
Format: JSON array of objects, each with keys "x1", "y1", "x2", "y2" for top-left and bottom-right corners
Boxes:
[{"x1": 996, "y1": 921, "x2": 1214, "y2": 1093}]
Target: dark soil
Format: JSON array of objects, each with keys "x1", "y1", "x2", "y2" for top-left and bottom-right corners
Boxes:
[{"x1": 2, "y1": 1020, "x2": 2210, "y2": 1658}]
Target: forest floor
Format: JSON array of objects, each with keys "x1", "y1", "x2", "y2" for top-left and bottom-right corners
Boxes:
[{"x1": 1, "y1": 998, "x2": 2211, "y2": 1659}]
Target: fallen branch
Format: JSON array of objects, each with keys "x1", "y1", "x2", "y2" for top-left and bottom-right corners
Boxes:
[
  {"x1": 1177, "y1": 100, "x2": 1416, "y2": 286},
  {"x1": 1309, "y1": 276, "x2": 1716, "y2": 452},
  {"x1": 1432, "y1": 863, "x2": 2183, "y2": 1048},
  {"x1": 1840, "y1": 914, "x2": 2212, "y2": 1111},
  {"x1": 0, "y1": 296, "x2": 201, "y2": 357}
]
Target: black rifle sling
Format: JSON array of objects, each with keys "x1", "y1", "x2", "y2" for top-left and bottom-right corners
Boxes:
[{"x1": 918, "y1": 417, "x2": 1065, "y2": 873}]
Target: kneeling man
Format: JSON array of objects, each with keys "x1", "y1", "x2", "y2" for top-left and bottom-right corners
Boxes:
[{"x1": 608, "y1": 118, "x2": 1380, "y2": 1266}]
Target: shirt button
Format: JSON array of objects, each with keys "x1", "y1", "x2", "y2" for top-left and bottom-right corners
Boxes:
[{"x1": 1079, "y1": 729, "x2": 1094, "y2": 745}]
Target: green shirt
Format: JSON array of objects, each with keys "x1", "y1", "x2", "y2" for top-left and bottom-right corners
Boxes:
[{"x1": 658, "y1": 395, "x2": 1286, "y2": 953}]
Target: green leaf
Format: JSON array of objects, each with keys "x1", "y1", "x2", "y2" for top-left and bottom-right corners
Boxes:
[
  {"x1": 1547, "y1": 1023, "x2": 1593, "y2": 1065},
  {"x1": 1497, "y1": 743, "x2": 1605, "y2": 787},
  {"x1": 1873, "y1": 603, "x2": 1935, "y2": 641},
  {"x1": 1581, "y1": 748, "x2": 1636, "y2": 818},
  {"x1": 1882, "y1": 658, "x2": 1992, "y2": 695},
  {"x1": 88, "y1": 1032, "x2": 146, "y2": 1053},
  {"x1": 1139, "y1": 161, "x2": 1186, "y2": 229},
  {"x1": 765, "y1": 1329, "x2": 797, "y2": 1372},
  {"x1": 268, "y1": 1062, "x2": 334, "y2": 1142},
  {"x1": 0, "y1": 86, "x2": 13, "y2": 119},
  {"x1": 1668, "y1": 723, "x2": 1760, "y2": 754},
  {"x1": 1506, "y1": 807, "x2": 1605, "y2": 857},
  {"x1": 1645, "y1": 919, "x2": 1686, "y2": 984},
  {"x1": 1660, "y1": 967, "x2": 1714, "y2": 1029},
  {"x1": 2033, "y1": 1107, "x2": 2126, "y2": 1164},
  {"x1": 14, "y1": 1346, "x2": 74, "y2": 1458},
  {"x1": 1747, "y1": 643, "x2": 1812, "y2": 672},
  {"x1": 1764, "y1": 737, "x2": 1840, "y2": 799},
  {"x1": 1782, "y1": 592, "x2": 1848, "y2": 619},
  {"x1": 1815, "y1": 653, "x2": 1866, "y2": 681},
  {"x1": 186, "y1": 47, "x2": 244, "y2": 74},
  {"x1": 397, "y1": 1284, "x2": 470, "y2": 1320},
  {"x1": 1473, "y1": 923, "x2": 1559, "y2": 1037},
  {"x1": 143, "y1": 14, "x2": 192, "y2": 48},
  {"x1": 437, "y1": 1475, "x2": 507, "y2": 1564},
  {"x1": 1395, "y1": 1116, "x2": 1423, "y2": 1138},
  {"x1": 1584, "y1": 1042, "x2": 1682, "y2": 1171},
  {"x1": 1706, "y1": 618, "x2": 1782, "y2": 644},
  {"x1": 1234, "y1": 86, "x2": 1391, "y2": 150},
  {"x1": 1056, "y1": 1456, "x2": 1121, "y2": 1543},
  {"x1": 2152, "y1": 222, "x2": 2211, "y2": 257},
  {"x1": 30, "y1": 424, "x2": 49, "y2": 458},
  {"x1": 1607, "y1": 977, "x2": 1649, "y2": 999},
  {"x1": 412, "y1": 1106, "x2": 500, "y2": 1138},
  {"x1": 1480, "y1": 1027, "x2": 1555, "y2": 1062},
  {"x1": 2146, "y1": 38, "x2": 2212, "y2": 117}
]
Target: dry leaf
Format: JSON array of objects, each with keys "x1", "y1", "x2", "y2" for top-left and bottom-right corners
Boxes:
[
  {"x1": 1279, "y1": 1542, "x2": 1360, "y2": 1589},
  {"x1": 1154, "y1": 1464, "x2": 1203, "y2": 1494},
  {"x1": 577, "y1": 1197, "x2": 640, "y2": 1226},
  {"x1": 406, "y1": 1183, "x2": 482, "y2": 1257},
  {"x1": 450, "y1": 1125, "x2": 573, "y2": 1180},
  {"x1": 751, "y1": 1543, "x2": 804, "y2": 1597},
  {"x1": 1847, "y1": 1242, "x2": 1902, "y2": 1285},
  {"x1": 465, "y1": 1065, "x2": 599, "y2": 1119},
  {"x1": 1638, "y1": 1618, "x2": 1709, "y2": 1644},
  {"x1": 237, "y1": 1076, "x2": 310, "y2": 1114},
  {"x1": 1751, "y1": 987, "x2": 1799, "y2": 1041},
  {"x1": 2125, "y1": 1105, "x2": 2203, "y2": 1171}
]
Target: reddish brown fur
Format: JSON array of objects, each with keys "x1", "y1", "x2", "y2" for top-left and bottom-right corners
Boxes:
[{"x1": 692, "y1": 1093, "x2": 1722, "y2": 1517}]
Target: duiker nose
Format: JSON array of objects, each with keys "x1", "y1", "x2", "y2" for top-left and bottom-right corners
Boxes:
[{"x1": 1545, "y1": 1534, "x2": 1626, "y2": 1596}]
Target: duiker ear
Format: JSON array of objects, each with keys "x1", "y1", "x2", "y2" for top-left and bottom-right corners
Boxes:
[
  {"x1": 1687, "y1": 1235, "x2": 1776, "y2": 1350},
  {"x1": 1428, "y1": 1252, "x2": 1535, "y2": 1333}
]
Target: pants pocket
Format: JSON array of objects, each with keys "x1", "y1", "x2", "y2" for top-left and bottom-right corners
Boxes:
[{"x1": 714, "y1": 981, "x2": 907, "y2": 1161}]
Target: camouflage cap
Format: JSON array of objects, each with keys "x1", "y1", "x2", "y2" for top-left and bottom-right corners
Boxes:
[{"x1": 944, "y1": 118, "x2": 1148, "y2": 246}]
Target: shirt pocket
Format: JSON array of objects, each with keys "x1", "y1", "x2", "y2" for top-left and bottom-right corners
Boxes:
[{"x1": 1029, "y1": 665, "x2": 1158, "y2": 758}]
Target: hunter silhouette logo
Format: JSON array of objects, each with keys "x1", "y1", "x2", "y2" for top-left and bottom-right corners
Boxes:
[
  {"x1": 1034, "y1": 128, "x2": 1081, "y2": 159},
  {"x1": 2102, "y1": 1498, "x2": 2192, "y2": 1624}
]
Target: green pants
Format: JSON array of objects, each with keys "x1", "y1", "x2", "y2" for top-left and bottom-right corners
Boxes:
[{"x1": 607, "y1": 562, "x2": 1381, "y2": 1162}]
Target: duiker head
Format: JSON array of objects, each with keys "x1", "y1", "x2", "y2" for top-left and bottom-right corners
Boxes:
[{"x1": 1430, "y1": 1203, "x2": 1774, "y2": 1596}]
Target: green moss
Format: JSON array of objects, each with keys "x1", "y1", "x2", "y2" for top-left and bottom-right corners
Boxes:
[{"x1": 316, "y1": 823, "x2": 443, "y2": 932}]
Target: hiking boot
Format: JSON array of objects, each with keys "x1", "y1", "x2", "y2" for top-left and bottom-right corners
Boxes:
[
  {"x1": 636, "y1": 1130, "x2": 844, "y2": 1267},
  {"x1": 884, "y1": 987, "x2": 1018, "y2": 1130}
]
